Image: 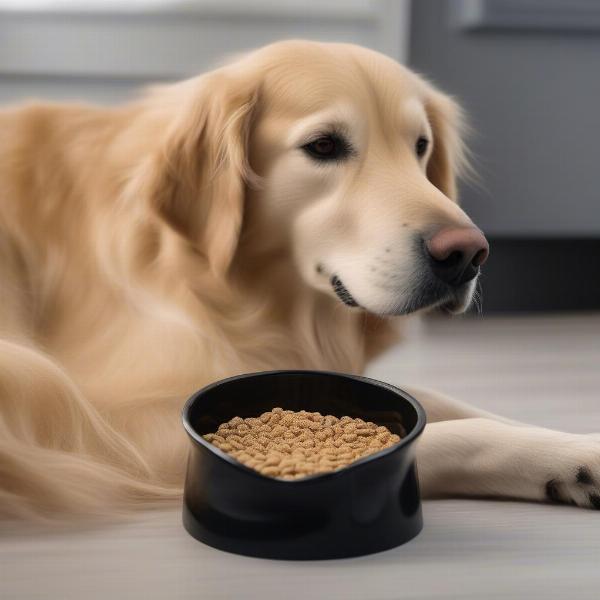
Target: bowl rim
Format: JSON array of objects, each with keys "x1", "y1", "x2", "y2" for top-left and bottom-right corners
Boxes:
[{"x1": 181, "y1": 369, "x2": 426, "y2": 485}]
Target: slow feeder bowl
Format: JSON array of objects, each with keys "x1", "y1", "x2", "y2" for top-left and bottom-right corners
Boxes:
[{"x1": 182, "y1": 370, "x2": 426, "y2": 560}]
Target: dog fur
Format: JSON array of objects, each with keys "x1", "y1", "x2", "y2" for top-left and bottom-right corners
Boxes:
[{"x1": 1, "y1": 41, "x2": 598, "y2": 519}]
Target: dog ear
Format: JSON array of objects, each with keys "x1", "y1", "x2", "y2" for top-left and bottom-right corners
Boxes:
[
  {"x1": 424, "y1": 91, "x2": 469, "y2": 201},
  {"x1": 139, "y1": 70, "x2": 259, "y2": 277}
]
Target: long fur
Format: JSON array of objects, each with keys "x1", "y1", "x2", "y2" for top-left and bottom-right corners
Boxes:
[{"x1": 0, "y1": 41, "x2": 463, "y2": 519}]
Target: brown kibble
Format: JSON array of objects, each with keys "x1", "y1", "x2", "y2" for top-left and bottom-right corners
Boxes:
[
  {"x1": 264, "y1": 455, "x2": 280, "y2": 467},
  {"x1": 337, "y1": 452, "x2": 353, "y2": 461},
  {"x1": 271, "y1": 425, "x2": 285, "y2": 437},
  {"x1": 261, "y1": 466, "x2": 280, "y2": 476},
  {"x1": 376, "y1": 432, "x2": 390, "y2": 444},
  {"x1": 269, "y1": 412, "x2": 282, "y2": 424},
  {"x1": 203, "y1": 409, "x2": 402, "y2": 480},
  {"x1": 282, "y1": 414, "x2": 295, "y2": 426}
]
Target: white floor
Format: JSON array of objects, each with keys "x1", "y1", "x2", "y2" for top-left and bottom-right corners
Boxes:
[{"x1": 2, "y1": 314, "x2": 600, "y2": 600}]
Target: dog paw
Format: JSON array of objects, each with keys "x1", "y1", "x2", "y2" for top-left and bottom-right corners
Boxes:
[{"x1": 543, "y1": 437, "x2": 600, "y2": 510}]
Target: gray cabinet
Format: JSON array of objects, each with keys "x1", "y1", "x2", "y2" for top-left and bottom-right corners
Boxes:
[{"x1": 410, "y1": 0, "x2": 600, "y2": 237}]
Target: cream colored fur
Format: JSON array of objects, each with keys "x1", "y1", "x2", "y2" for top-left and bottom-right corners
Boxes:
[{"x1": 1, "y1": 41, "x2": 598, "y2": 519}]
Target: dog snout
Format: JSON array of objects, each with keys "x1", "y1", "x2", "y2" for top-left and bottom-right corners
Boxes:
[{"x1": 425, "y1": 226, "x2": 489, "y2": 286}]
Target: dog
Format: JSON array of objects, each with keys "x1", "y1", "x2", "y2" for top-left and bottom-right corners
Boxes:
[{"x1": 0, "y1": 40, "x2": 598, "y2": 519}]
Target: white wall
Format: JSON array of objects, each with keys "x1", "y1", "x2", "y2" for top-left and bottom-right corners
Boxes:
[{"x1": 0, "y1": 0, "x2": 410, "y2": 104}]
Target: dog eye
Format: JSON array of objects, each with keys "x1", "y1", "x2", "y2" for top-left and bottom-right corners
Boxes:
[
  {"x1": 302, "y1": 134, "x2": 352, "y2": 162},
  {"x1": 416, "y1": 136, "x2": 429, "y2": 158}
]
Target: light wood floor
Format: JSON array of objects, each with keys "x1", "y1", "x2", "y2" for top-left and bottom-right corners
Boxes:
[{"x1": 2, "y1": 314, "x2": 600, "y2": 600}]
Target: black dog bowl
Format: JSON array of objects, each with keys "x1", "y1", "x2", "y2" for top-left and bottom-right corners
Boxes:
[{"x1": 182, "y1": 370, "x2": 426, "y2": 560}]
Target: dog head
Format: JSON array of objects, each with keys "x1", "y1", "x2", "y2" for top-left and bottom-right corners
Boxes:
[{"x1": 139, "y1": 40, "x2": 488, "y2": 316}]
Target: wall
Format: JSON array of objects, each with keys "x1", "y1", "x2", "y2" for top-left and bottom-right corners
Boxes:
[{"x1": 0, "y1": 1, "x2": 409, "y2": 104}]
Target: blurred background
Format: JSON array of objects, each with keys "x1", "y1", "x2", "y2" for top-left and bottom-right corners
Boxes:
[
  {"x1": 1, "y1": 0, "x2": 599, "y2": 313},
  {"x1": 1, "y1": 3, "x2": 599, "y2": 599}
]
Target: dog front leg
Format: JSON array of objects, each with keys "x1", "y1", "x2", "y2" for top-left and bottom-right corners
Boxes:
[{"x1": 416, "y1": 417, "x2": 600, "y2": 509}]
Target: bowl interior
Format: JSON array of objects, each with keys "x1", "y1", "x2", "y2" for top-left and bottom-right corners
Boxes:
[{"x1": 185, "y1": 371, "x2": 422, "y2": 443}]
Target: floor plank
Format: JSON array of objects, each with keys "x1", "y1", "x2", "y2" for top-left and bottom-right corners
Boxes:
[{"x1": 2, "y1": 313, "x2": 600, "y2": 599}]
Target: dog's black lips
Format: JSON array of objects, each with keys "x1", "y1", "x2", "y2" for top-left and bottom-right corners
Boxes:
[{"x1": 330, "y1": 275, "x2": 359, "y2": 307}]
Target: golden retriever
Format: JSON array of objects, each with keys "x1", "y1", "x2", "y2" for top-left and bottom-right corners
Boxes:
[{"x1": 1, "y1": 40, "x2": 598, "y2": 519}]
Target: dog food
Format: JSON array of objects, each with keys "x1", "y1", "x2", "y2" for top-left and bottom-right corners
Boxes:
[{"x1": 203, "y1": 407, "x2": 401, "y2": 479}]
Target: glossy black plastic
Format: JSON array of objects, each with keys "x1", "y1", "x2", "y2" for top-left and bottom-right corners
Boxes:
[{"x1": 182, "y1": 370, "x2": 426, "y2": 560}]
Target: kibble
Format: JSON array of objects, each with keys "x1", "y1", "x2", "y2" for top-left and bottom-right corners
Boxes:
[{"x1": 203, "y1": 408, "x2": 402, "y2": 479}]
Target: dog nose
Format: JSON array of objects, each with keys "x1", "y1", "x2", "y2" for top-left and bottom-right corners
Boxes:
[{"x1": 426, "y1": 226, "x2": 489, "y2": 286}]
